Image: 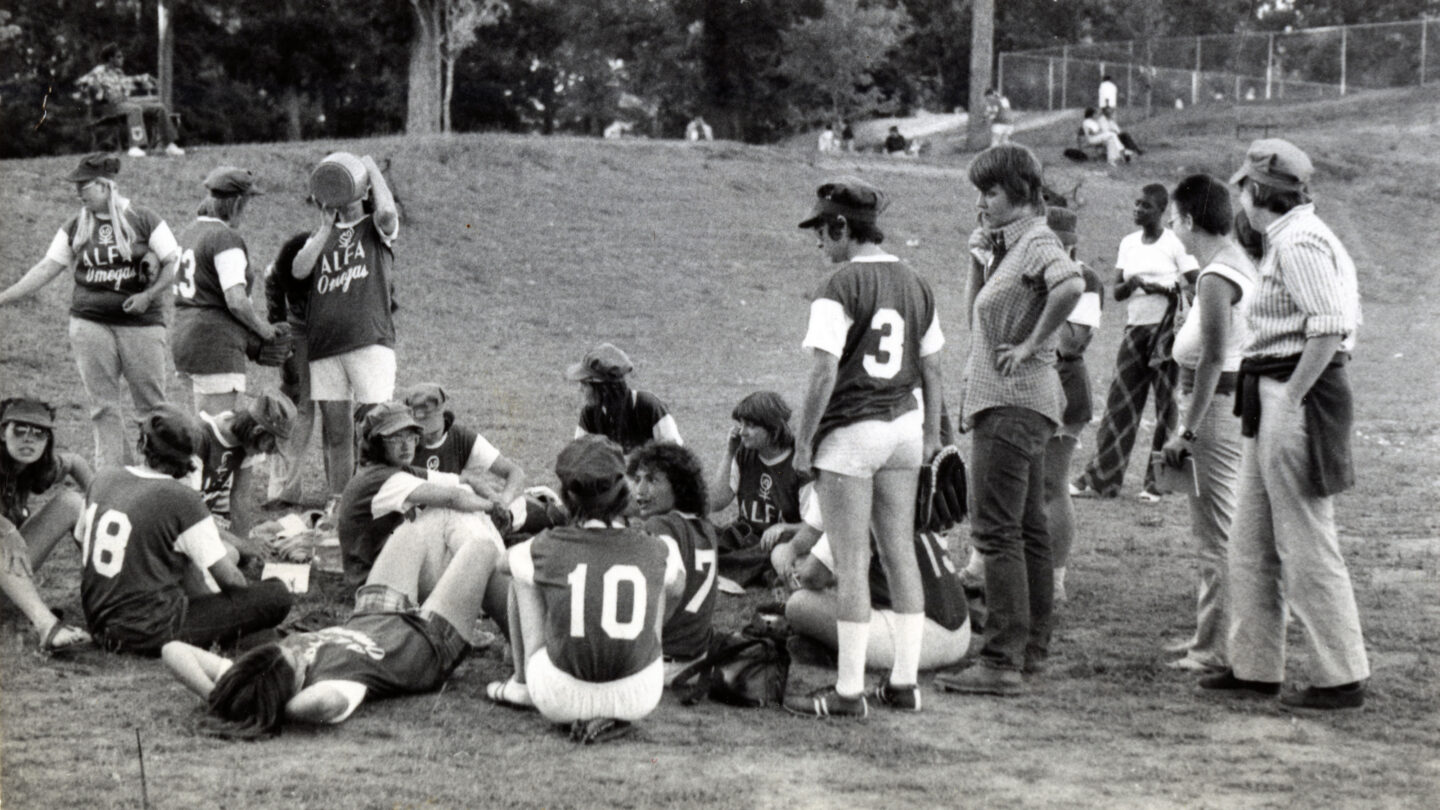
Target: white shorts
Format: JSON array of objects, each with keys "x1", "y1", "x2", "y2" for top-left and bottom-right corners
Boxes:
[
  {"x1": 309, "y1": 344, "x2": 396, "y2": 403},
  {"x1": 527, "y1": 651, "x2": 663, "y2": 723},
  {"x1": 812, "y1": 408, "x2": 923, "y2": 479},
  {"x1": 390, "y1": 507, "x2": 505, "y2": 599},
  {"x1": 188, "y1": 372, "x2": 247, "y2": 396}
]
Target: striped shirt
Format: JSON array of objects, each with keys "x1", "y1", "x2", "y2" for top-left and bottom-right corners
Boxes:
[
  {"x1": 1244, "y1": 204, "x2": 1360, "y2": 358},
  {"x1": 960, "y1": 215, "x2": 1080, "y2": 426}
]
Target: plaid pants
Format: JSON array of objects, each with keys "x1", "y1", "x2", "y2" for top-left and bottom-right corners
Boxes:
[{"x1": 1077, "y1": 323, "x2": 1178, "y2": 496}]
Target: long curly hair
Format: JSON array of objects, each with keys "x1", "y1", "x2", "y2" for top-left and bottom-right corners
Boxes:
[
  {"x1": 202, "y1": 644, "x2": 299, "y2": 739},
  {"x1": 627, "y1": 441, "x2": 708, "y2": 516}
]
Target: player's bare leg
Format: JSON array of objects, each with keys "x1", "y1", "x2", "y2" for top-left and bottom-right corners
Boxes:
[
  {"x1": 487, "y1": 583, "x2": 541, "y2": 709},
  {"x1": 418, "y1": 537, "x2": 497, "y2": 646},
  {"x1": 318, "y1": 400, "x2": 355, "y2": 499},
  {"x1": 20, "y1": 490, "x2": 83, "y2": 570},
  {"x1": 195, "y1": 391, "x2": 239, "y2": 419},
  {"x1": 870, "y1": 465, "x2": 925, "y2": 710}
]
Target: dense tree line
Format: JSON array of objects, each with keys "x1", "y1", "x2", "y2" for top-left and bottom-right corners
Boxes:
[{"x1": 0, "y1": 0, "x2": 1430, "y2": 157}]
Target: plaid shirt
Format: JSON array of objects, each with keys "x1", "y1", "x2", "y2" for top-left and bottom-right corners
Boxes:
[
  {"x1": 76, "y1": 64, "x2": 151, "y2": 105},
  {"x1": 960, "y1": 215, "x2": 1080, "y2": 426},
  {"x1": 1244, "y1": 204, "x2": 1360, "y2": 359}
]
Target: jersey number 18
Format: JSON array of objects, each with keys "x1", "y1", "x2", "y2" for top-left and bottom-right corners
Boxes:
[{"x1": 78, "y1": 502, "x2": 133, "y2": 578}]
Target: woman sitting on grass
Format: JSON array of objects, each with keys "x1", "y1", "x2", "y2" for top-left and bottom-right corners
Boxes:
[
  {"x1": 485, "y1": 436, "x2": 683, "y2": 744},
  {"x1": 708, "y1": 391, "x2": 804, "y2": 589},
  {"x1": 163, "y1": 528, "x2": 502, "y2": 737},
  {"x1": 0, "y1": 397, "x2": 93, "y2": 653}
]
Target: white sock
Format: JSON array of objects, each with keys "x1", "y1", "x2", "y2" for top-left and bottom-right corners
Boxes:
[
  {"x1": 889, "y1": 612, "x2": 925, "y2": 687},
  {"x1": 835, "y1": 620, "x2": 870, "y2": 698},
  {"x1": 1054, "y1": 566, "x2": 1068, "y2": 594},
  {"x1": 964, "y1": 548, "x2": 985, "y2": 578}
]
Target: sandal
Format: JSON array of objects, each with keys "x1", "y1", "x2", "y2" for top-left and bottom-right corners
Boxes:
[
  {"x1": 485, "y1": 678, "x2": 534, "y2": 710},
  {"x1": 40, "y1": 622, "x2": 92, "y2": 655}
]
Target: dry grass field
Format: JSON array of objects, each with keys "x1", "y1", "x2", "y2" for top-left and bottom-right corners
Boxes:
[{"x1": 2, "y1": 86, "x2": 1438, "y2": 809}]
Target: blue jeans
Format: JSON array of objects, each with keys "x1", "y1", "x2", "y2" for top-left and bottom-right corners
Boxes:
[{"x1": 969, "y1": 407, "x2": 1056, "y2": 671}]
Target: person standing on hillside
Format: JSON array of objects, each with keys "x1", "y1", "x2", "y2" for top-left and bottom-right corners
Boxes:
[
  {"x1": 293, "y1": 154, "x2": 400, "y2": 508},
  {"x1": 0, "y1": 154, "x2": 181, "y2": 470},
  {"x1": 934, "y1": 145, "x2": 1081, "y2": 697},
  {"x1": 783, "y1": 177, "x2": 944, "y2": 719},
  {"x1": 172, "y1": 166, "x2": 282, "y2": 417},
  {"x1": 1072, "y1": 184, "x2": 1197, "y2": 501},
  {"x1": 1098, "y1": 75, "x2": 1118, "y2": 116},
  {"x1": 984, "y1": 88, "x2": 1016, "y2": 147},
  {"x1": 1158, "y1": 175, "x2": 1257, "y2": 674},
  {"x1": 1200, "y1": 139, "x2": 1369, "y2": 710}
]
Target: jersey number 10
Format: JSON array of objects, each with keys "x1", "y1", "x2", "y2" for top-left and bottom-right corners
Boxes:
[{"x1": 566, "y1": 563, "x2": 647, "y2": 641}]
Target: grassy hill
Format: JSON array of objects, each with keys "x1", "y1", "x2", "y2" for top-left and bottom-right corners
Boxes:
[{"x1": 1, "y1": 90, "x2": 1438, "y2": 808}]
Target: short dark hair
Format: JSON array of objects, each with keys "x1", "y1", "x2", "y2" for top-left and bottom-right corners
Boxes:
[
  {"x1": 1084, "y1": 107, "x2": 1097, "y2": 118},
  {"x1": 563, "y1": 476, "x2": 631, "y2": 525},
  {"x1": 203, "y1": 644, "x2": 298, "y2": 739},
  {"x1": 627, "y1": 442, "x2": 708, "y2": 515},
  {"x1": 1141, "y1": 183, "x2": 1169, "y2": 211},
  {"x1": 817, "y1": 215, "x2": 884, "y2": 245},
  {"x1": 731, "y1": 391, "x2": 794, "y2": 451},
  {"x1": 1171, "y1": 174, "x2": 1232, "y2": 236},
  {"x1": 101, "y1": 43, "x2": 122, "y2": 61},
  {"x1": 968, "y1": 144, "x2": 1046, "y2": 209},
  {"x1": 139, "y1": 406, "x2": 202, "y2": 478},
  {"x1": 1242, "y1": 177, "x2": 1310, "y2": 215}
]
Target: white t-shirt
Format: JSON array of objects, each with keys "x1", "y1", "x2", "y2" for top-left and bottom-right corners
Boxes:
[
  {"x1": 1099, "y1": 80, "x2": 1118, "y2": 110},
  {"x1": 1171, "y1": 253, "x2": 1258, "y2": 373},
  {"x1": 1116, "y1": 229, "x2": 1198, "y2": 326}
]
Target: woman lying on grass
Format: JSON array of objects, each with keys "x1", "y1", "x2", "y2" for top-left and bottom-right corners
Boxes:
[{"x1": 162, "y1": 528, "x2": 503, "y2": 737}]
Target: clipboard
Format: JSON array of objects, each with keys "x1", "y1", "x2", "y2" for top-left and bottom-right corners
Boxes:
[{"x1": 1150, "y1": 452, "x2": 1200, "y2": 498}]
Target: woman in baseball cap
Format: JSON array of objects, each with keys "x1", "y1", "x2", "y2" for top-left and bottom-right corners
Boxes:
[
  {"x1": 568, "y1": 342, "x2": 683, "y2": 454},
  {"x1": 193, "y1": 391, "x2": 297, "y2": 549},
  {"x1": 0, "y1": 153, "x2": 182, "y2": 471},
  {"x1": 0, "y1": 397, "x2": 95, "y2": 653},
  {"x1": 173, "y1": 166, "x2": 285, "y2": 417},
  {"x1": 485, "y1": 436, "x2": 682, "y2": 743}
]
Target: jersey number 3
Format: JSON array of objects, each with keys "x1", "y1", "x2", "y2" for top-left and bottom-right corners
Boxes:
[
  {"x1": 567, "y1": 563, "x2": 647, "y2": 641},
  {"x1": 862, "y1": 308, "x2": 905, "y2": 379},
  {"x1": 78, "y1": 502, "x2": 133, "y2": 578}
]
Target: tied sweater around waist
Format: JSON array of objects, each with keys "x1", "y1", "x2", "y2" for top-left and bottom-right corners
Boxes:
[{"x1": 1234, "y1": 353, "x2": 1355, "y2": 497}]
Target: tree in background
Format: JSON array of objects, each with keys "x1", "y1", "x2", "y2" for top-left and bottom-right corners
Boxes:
[
  {"x1": 775, "y1": 0, "x2": 914, "y2": 128},
  {"x1": 408, "y1": 0, "x2": 508, "y2": 134}
]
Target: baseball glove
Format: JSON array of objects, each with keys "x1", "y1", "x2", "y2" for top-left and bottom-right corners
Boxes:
[
  {"x1": 488, "y1": 500, "x2": 513, "y2": 535},
  {"x1": 247, "y1": 322, "x2": 294, "y2": 367},
  {"x1": 915, "y1": 445, "x2": 967, "y2": 532}
]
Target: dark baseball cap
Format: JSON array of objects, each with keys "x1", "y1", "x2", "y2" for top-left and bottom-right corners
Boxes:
[
  {"x1": 360, "y1": 401, "x2": 422, "y2": 441},
  {"x1": 402, "y1": 382, "x2": 447, "y2": 434},
  {"x1": 566, "y1": 343, "x2": 634, "y2": 383},
  {"x1": 798, "y1": 176, "x2": 888, "y2": 229},
  {"x1": 0, "y1": 397, "x2": 56, "y2": 430},
  {"x1": 555, "y1": 435, "x2": 626, "y2": 495},
  {"x1": 204, "y1": 166, "x2": 266, "y2": 196},
  {"x1": 66, "y1": 153, "x2": 121, "y2": 183}
]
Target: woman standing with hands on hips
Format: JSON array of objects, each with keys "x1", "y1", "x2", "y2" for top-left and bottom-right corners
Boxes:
[
  {"x1": 935, "y1": 145, "x2": 1082, "y2": 697},
  {"x1": 0, "y1": 154, "x2": 180, "y2": 469},
  {"x1": 783, "y1": 177, "x2": 945, "y2": 720}
]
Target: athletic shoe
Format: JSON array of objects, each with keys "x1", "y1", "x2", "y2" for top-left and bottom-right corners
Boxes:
[
  {"x1": 126, "y1": 146, "x2": 146, "y2": 158},
  {"x1": 570, "y1": 717, "x2": 634, "y2": 744},
  {"x1": 164, "y1": 143, "x2": 185, "y2": 156},
  {"x1": 871, "y1": 681, "x2": 921, "y2": 712},
  {"x1": 1197, "y1": 669, "x2": 1280, "y2": 697},
  {"x1": 1162, "y1": 636, "x2": 1196, "y2": 655},
  {"x1": 1069, "y1": 480, "x2": 1102, "y2": 498},
  {"x1": 1166, "y1": 655, "x2": 1224, "y2": 672},
  {"x1": 784, "y1": 686, "x2": 869, "y2": 719},
  {"x1": 1279, "y1": 682, "x2": 1365, "y2": 710},
  {"x1": 1137, "y1": 488, "x2": 1162, "y2": 503},
  {"x1": 934, "y1": 665, "x2": 1024, "y2": 696}
]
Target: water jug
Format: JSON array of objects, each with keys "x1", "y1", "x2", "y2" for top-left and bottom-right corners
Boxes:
[{"x1": 309, "y1": 152, "x2": 368, "y2": 208}]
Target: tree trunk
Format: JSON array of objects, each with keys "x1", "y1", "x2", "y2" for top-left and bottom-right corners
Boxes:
[
  {"x1": 966, "y1": 0, "x2": 994, "y2": 151},
  {"x1": 407, "y1": 0, "x2": 443, "y2": 135},
  {"x1": 283, "y1": 86, "x2": 303, "y2": 141},
  {"x1": 443, "y1": 55, "x2": 454, "y2": 133}
]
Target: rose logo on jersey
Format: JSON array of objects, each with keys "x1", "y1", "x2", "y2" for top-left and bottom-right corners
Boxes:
[
  {"x1": 336, "y1": 227, "x2": 355, "y2": 250},
  {"x1": 759, "y1": 473, "x2": 773, "y2": 498},
  {"x1": 426, "y1": 456, "x2": 439, "y2": 471},
  {"x1": 98, "y1": 224, "x2": 114, "y2": 245}
]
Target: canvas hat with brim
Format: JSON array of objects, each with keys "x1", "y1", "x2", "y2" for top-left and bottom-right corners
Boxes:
[
  {"x1": 204, "y1": 166, "x2": 265, "y2": 196},
  {"x1": 555, "y1": 435, "x2": 626, "y2": 496},
  {"x1": 1229, "y1": 138, "x2": 1313, "y2": 193},
  {"x1": 798, "y1": 176, "x2": 888, "y2": 229},
  {"x1": 361, "y1": 401, "x2": 422, "y2": 441},
  {"x1": 248, "y1": 390, "x2": 296, "y2": 440},
  {"x1": 403, "y1": 383, "x2": 447, "y2": 433},
  {"x1": 1, "y1": 398, "x2": 56, "y2": 429},
  {"x1": 66, "y1": 153, "x2": 121, "y2": 183},
  {"x1": 566, "y1": 343, "x2": 634, "y2": 383}
]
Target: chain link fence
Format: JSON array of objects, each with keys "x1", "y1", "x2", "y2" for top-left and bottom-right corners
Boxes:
[{"x1": 1000, "y1": 18, "x2": 1440, "y2": 112}]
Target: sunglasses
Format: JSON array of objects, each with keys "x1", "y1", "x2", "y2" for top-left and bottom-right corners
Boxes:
[{"x1": 7, "y1": 424, "x2": 50, "y2": 440}]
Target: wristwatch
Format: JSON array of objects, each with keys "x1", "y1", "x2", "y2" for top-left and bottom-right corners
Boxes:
[{"x1": 1181, "y1": 428, "x2": 1198, "y2": 443}]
